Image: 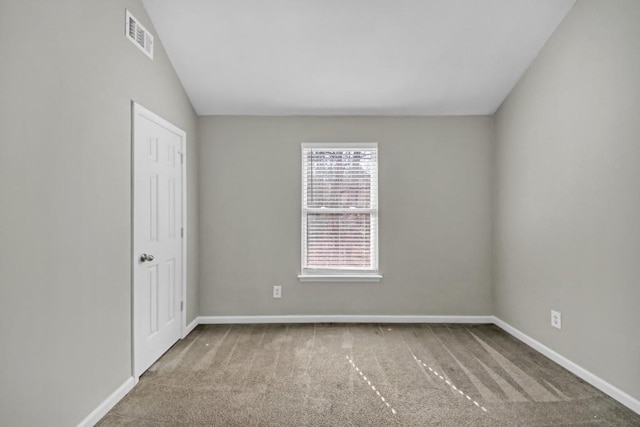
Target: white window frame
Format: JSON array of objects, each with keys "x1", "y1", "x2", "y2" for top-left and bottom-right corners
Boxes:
[{"x1": 298, "y1": 142, "x2": 382, "y2": 282}]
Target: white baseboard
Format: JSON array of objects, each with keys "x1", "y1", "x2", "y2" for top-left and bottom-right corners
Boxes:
[
  {"x1": 76, "y1": 376, "x2": 135, "y2": 427},
  {"x1": 493, "y1": 317, "x2": 640, "y2": 415},
  {"x1": 197, "y1": 315, "x2": 494, "y2": 324},
  {"x1": 184, "y1": 316, "x2": 199, "y2": 337}
]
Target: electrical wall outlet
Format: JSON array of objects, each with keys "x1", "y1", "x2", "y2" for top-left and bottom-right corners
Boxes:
[
  {"x1": 551, "y1": 310, "x2": 562, "y2": 329},
  {"x1": 273, "y1": 285, "x2": 282, "y2": 299}
]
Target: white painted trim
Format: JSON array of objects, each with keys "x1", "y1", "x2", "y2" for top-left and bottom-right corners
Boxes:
[
  {"x1": 198, "y1": 315, "x2": 494, "y2": 324},
  {"x1": 302, "y1": 142, "x2": 378, "y2": 149},
  {"x1": 180, "y1": 123, "x2": 188, "y2": 340},
  {"x1": 493, "y1": 317, "x2": 640, "y2": 416},
  {"x1": 184, "y1": 316, "x2": 199, "y2": 337},
  {"x1": 298, "y1": 274, "x2": 383, "y2": 282},
  {"x1": 76, "y1": 377, "x2": 135, "y2": 427}
]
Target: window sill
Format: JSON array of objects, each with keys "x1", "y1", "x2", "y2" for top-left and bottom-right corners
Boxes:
[{"x1": 298, "y1": 274, "x2": 383, "y2": 283}]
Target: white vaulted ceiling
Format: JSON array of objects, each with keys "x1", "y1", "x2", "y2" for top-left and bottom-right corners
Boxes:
[{"x1": 141, "y1": 0, "x2": 574, "y2": 116}]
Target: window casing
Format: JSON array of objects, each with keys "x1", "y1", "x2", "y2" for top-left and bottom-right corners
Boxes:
[{"x1": 300, "y1": 143, "x2": 380, "y2": 281}]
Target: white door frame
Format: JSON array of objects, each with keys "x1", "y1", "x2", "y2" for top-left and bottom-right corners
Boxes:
[{"x1": 131, "y1": 101, "x2": 187, "y2": 381}]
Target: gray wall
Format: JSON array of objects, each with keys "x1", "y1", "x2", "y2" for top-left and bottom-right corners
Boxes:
[
  {"x1": 0, "y1": 1, "x2": 198, "y2": 425},
  {"x1": 495, "y1": 0, "x2": 640, "y2": 402},
  {"x1": 198, "y1": 116, "x2": 493, "y2": 316}
]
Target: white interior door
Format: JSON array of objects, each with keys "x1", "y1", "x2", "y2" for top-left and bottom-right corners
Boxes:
[{"x1": 133, "y1": 103, "x2": 185, "y2": 378}]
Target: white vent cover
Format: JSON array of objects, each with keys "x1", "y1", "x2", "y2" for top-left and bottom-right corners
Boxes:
[{"x1": 125, "y1": 10, "x2": 154, "y2": 59}]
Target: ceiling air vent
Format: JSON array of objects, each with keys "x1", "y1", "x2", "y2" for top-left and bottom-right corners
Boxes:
[{"x1": 125, "y1": 10, "x2": 154, "y2": 59}]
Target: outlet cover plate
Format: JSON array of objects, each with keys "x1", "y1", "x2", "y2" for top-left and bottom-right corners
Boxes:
[
  {"x1": 273, "y1": 285, "x2": 282, "y2": 299},
  {"x1": 551, "y1": 310, "x2": 562, "y2": 329}
]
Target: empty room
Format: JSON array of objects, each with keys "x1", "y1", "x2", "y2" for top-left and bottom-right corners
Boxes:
[{"x1": 1, "y1": 0, "x2": 639, "y2": 425}]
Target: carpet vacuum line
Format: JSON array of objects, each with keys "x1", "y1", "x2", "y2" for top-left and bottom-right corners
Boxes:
[
  {"x1": 346, "y1": 356, "x2": 397, "y2": 415},
  {"x1": 412, "y1": 354, "x2": 488, "y2": 413}
]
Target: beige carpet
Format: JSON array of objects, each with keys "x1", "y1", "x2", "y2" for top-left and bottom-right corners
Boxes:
[{"x1": 99, "y1": 323, "x2": 640, "y2": 426}]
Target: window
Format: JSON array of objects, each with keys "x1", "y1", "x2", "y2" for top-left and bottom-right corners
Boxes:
[{"x1": 299, "y1": 143, "x2": 381, "y2": 282}]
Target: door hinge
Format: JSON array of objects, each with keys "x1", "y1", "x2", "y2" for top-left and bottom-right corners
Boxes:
[
  {"x1": 179, "y1": 152, "x2": 184, "y2": 163},
  {"x1": 181, "y1": 227, "x2": 184, "y2": 238},
  {"x1": 180, "y1": 301, "x2": 184, "y2": 312}
]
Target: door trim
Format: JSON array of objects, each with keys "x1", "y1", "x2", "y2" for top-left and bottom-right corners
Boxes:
[{"x1": 131, "y1": 101, "x2": 187, "y2": 381}]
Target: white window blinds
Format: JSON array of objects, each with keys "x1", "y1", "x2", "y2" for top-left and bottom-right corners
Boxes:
[{"x1": 301, "y1": 143, "x2": 378, "y2": 273}]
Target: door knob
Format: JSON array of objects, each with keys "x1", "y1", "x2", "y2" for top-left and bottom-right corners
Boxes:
[{"x1": 140, "y1": 253, "x2": 155, "y2": 262}]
